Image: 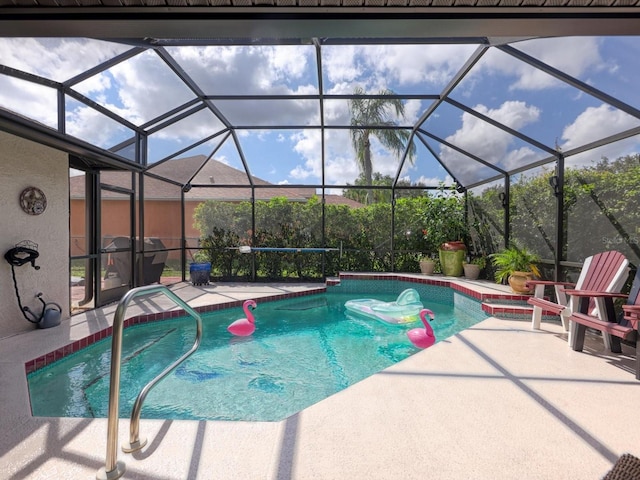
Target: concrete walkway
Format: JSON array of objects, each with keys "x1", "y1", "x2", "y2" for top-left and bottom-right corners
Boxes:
[{"x1": 1, "y1": 278, "x2": 638, "y2": 479}]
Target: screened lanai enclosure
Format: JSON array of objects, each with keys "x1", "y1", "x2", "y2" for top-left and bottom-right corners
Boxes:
[{"x1": 1, "y1": 35, "x2": 640, "y2": 310}]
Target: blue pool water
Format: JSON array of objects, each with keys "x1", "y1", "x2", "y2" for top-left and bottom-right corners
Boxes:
[{"x1": 28, "y1": 284, "x2": 486, "y2": 422}]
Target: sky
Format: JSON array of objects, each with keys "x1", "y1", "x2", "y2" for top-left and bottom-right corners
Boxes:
[{"x1": 1, "y1": 36, "x2": 640, "y2": 191}]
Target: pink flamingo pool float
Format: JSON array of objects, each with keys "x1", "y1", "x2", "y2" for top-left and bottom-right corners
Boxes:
[
  {"x1": 227, "y1": 299, "x2": 257, "y2": 336},
  {"x1": 407, "y1": 308, "x2": 436, "y2": 349}
]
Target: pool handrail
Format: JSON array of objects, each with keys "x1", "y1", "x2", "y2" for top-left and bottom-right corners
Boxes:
[{"x1": 97, "y1": 284, "x2": 203, "y2": 480}]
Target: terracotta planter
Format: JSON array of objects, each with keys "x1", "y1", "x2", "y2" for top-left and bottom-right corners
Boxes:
[
  {"x1": 420, "y1": 260, "x2": 435, "y2": 275},
  {"x1": 463, "y1": 264, "x2": 481, "y2": 280},
  {"x1": 508, "y1": 271, "x2": 535, "y2": 294}
]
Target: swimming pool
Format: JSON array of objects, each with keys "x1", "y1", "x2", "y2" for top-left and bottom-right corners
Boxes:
[{"x1": 28, "y1": 283, "x2": 487, "y2": 422}]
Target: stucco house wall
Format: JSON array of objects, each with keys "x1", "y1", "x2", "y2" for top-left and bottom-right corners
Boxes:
[
  {"x1": 0, "y1": 131, "x2": 69, "y2": 338},
  {"x1": 70, "y1": 198, "x2": 195, "y2": 256}
]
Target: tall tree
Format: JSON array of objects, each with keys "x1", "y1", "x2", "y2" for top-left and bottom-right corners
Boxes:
[
  {"x1": 343, "y1": 172, "x2": 426, "y2": 204},
  {"x1": 349, "y1": 86, "x2": 416, "y2": 204}
]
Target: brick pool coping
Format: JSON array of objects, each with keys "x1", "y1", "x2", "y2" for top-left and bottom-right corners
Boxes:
[{"x1": 25, "y1": 274, "x2": 531, "y2": 374}]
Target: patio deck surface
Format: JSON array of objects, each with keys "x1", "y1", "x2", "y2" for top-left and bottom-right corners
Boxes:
[{"x1": 1, "y1": 276, "x2": 638, "y2": 480}]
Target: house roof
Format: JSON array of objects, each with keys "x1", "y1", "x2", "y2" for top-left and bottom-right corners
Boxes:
[
  {"x1": 3, "y1": 0, "x2": 638, "y2": 6},
  {"x1": 324, "y1": 194, "x2": 364, "y2": 209},
  {"x1": 148, "y1": 155, "x2": 255, "y2": 186},
  {"x1": 0, "y1": 2, "x2": 638, "y2": 40},
  {"x1": 70, "y1": 155, "x2": 362, "y2": 206}
]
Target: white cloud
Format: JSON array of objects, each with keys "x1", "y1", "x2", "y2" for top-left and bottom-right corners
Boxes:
[
  {"x1": 66, "y1": 104, "x2": 128, "y2": 148},
  {"x1": 375, "y1": 45, "x2": 475, "y2": 86},
  {"x1": 468, "y1": 178, "x2": 504, "y2": 195},
  {"x1": 68, "y1": 44, "x2": 320, "y2": 145},
  {"x1": 565, "y1": 138, "x2": 640, "y2": 169},
  {"x1": 289, "y1": 165, "x2": 312, "y2": 180},
  {"x1": 0, "y1": 39, "x2": 179, "y2": 147},
  {"x1": 370, "y1": 136, "x2": 403, "y2": 177},
  {"x1": 439, "y1": 100, "x2": 541, "y2": 182},
  {"x1": 227, "y1": 98, "x2": 319, "y2": 127},
  {"x1": 475, "y1": 100, "x2": 540, "y2": 130},
  {"x1": 322, "y1": 45, "x2": 362, "y2": 84},
  {"x1": 0, "y1": 38, "x2": 129, "y2": 82},
  {"x1": 325, "y1": 155, "x2": 361, "y2": 185},
  {"x1": 561, "y1": 103, "x2": 640, "y2": 167},
  {"x1": 0, "y1": 38, "x2": 129, "y2": 133},
  {"x1": 517, "y1": 37, "x2": 605, "y2": 78},
  {"x1": 322, "y1": 97, "x2": 351, "y2": 125},
  {"x1": 501, "y1": 146, "x2": 540, "y2": 171},
  {"x1": 403, "y1": 99, "x2": 423, "y2": 125},
  {"x1": 267, "y1": 45, "x2": 309, "y2": 79},
  {"x1": 164, "y1": 46, "x2": 320, "y2": 132},
  {"x1": 445, "y1": 101, "x2": 540, "y2": 159},
  {"x1": 561, "y1": 103, "x2": 639, "y2": 151},
  {"x1": 288, "y1": 129, "x2": 361, "y2": 185},
  {"x1": 416, "y1": 174, "x2": 449, "y2": 187},
  {"x1": 290, "y1": 130, "x2": 322, "y2": 180},
  {"x1": 322, "y1": 44, "x2": 478, "y2": 91},
  {"x1": 438, "y1": 147, "x2": 498, "y2": 185},
  {"x1": 255, "y1": 130, "x2": 270, "y2": 142},
  {"x1": 0, "y1": 76, "x2": 58, "y2": 128},
  {"x1": 169, "y1": 45, "x2": 316, "y2": 95},
  {"x1": 83, "y1": 50, "x2": 198, "y2": 127},
  {"x1": 481, "y1": 37, "x2": 604, "y2": 91}
]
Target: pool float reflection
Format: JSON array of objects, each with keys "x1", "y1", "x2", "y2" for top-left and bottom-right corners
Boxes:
[
  {"x1": 228, "y1": 299, "x2": 257, "y2": 336},
  {"x1": 344, "y1": 288, "x2": 423, "y2": 325},
  {"x1": 407, "y1": 309, "x2": 436, "y2": 349}
]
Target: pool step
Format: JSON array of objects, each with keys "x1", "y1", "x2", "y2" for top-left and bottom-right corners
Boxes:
[
  {"x1": 482, "y1": 301, "x2": 534, "y2": 320},
  {"x1": 482, "y1": 299, "x2": 562, "y2": 322}
]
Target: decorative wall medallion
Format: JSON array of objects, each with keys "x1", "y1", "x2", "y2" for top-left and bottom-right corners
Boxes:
[{"x1": 19, "y1": 186, "x2": 47, "y2": 215}]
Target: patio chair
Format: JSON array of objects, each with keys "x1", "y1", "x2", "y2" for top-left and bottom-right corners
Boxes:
[
  {"x1": 526, "y1": 250, "x2": 629, "y2": 331},
  {"x1": 567, "y1": 268, "x2": 639, "y2": 380}
]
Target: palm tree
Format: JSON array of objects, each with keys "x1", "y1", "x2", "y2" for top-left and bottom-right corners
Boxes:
[
  {"x1": 343, "y1": 172, "x2": 426, "y2": 204},
  {"x1": 348, "y1": 86, "x2": 416, "y2": 204}
]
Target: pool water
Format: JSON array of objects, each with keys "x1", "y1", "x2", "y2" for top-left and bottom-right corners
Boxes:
[{"x1": 28, "y1": 288, "x2": 486, "y2": 422}]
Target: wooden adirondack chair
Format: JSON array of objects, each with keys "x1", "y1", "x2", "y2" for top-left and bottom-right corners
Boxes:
[
  {"x1": 568, "y1": 268, "x2": 639, "y2": 380},
  {"x1": 526, "y1": 250, "x2": 629, "y2": 331}
]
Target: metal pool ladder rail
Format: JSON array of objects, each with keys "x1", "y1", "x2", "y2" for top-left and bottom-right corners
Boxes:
[{"x1": 97, "y1": 285, "x2": 203, "y2": 480}]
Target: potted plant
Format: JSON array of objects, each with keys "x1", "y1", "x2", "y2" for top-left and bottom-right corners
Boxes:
[
  {"x1": 421, "y1": 186, "x2": 469, "y2": 277},
  {"x1": 489, "y1": 244, "x2": 541, "y2": 294},
  {"x1": 419, "y1": 254, "x2": 436, "y2": 275},
  {"x1": 463, "y1": 256, "x2": 486, "y2": 280}
]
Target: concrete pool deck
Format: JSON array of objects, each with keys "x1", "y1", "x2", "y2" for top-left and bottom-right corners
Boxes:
[{"x1": 1, "y1": 275, "x2": 639, "y2": 479}]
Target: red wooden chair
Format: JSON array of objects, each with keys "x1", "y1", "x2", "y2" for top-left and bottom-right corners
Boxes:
[
  {"x1": 526, "y1": 250, "x2": 629, "y2": 331},
  {"x1": 568, "y1": 268, "x2": 639, "y2": 380}
]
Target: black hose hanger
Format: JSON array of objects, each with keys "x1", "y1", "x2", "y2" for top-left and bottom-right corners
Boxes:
[{"x1": 4, "y1": 241, "x2": 61, "y2": 329}]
